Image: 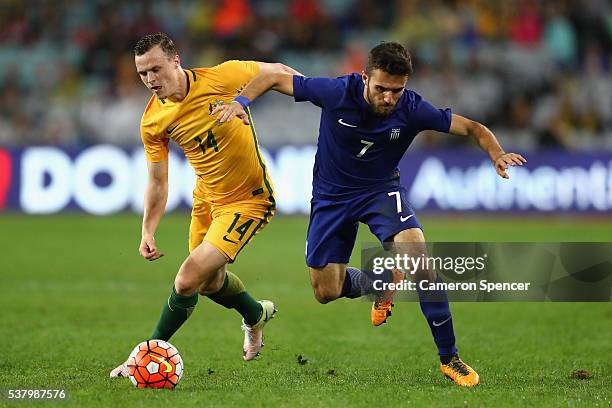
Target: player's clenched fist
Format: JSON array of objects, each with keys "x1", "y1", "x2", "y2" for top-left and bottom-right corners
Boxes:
[
  {"x1": 139, "y1": 234, "x2": 164, "y2": 261},
  {"x1": 494, "y1": 152, "x2": 526, "y2": 179},
  {"x1": 212, "y1": 101, "x2": 250, "y2": 125}
]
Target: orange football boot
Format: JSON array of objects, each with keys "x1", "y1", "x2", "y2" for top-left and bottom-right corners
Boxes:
[
  {"x1": 371, "y1": 300, "x2": 394, "y2": 326},
  {"x1": 440, "y1": 355, "x2": 480, "y2": 387},
  {"x1": 371, "y1": 269, "x2": 405, "y2": 326}
]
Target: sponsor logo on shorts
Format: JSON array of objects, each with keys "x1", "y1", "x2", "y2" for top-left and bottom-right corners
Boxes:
[
  {"x1": 223, "y1": 235, "x2": 239, "y2": 244},
  {"x1": 166, "y1": 123, "x2": 180, "y2": 134},
  {"x1": 400, "y1": 214, "x2": 414, "y2": 222}
]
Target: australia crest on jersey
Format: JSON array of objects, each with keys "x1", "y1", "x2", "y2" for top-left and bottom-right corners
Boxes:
[
  {"x1": 209, "y1": 99, "x2": 225, "y2": 114},
  {"x1": 390, "y1": 128, "x2": 401, "y2": 141}
]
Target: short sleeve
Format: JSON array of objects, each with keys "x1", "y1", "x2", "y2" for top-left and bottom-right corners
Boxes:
[
  {"x1": 293, "y1": 76, "x2": 344, "y2": 109},
  {"x1": 411, "y1": 93, "x2": 452, "y2": 133},
  {"x1": 213, "y1": 60, "x2": 260, "y2": 96},
  {"x1": 141, "y1": 125, "x2": 169, "y2": 163}
]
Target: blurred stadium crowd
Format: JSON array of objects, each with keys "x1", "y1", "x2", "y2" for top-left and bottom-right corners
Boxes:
[{"x1": 1, "y1": 0, "x2": 611, "y2": 150}]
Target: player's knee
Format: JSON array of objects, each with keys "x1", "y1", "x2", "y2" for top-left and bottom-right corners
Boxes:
[
  {"x1": 174, "y1": 275, "x2": 197, "y2": 296},
  {"x1": 414, "y1": 267, "x2": 437, "y2": 284},
  {"x1": 312, "y1": 285, "x2": 340, "y2": 304},
  {"x1": 175, "y1": 257, "x2": 203, "y2": 295}
]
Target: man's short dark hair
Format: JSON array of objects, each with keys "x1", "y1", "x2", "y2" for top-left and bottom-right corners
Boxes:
[
  {"x1": 134, "y1": 33, "x2": 177, "y2": 58},
  {"x1": 366, "y1": 42, "x2": 413, "y2": 77}
]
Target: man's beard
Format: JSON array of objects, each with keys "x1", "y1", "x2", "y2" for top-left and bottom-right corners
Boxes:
[{"x1": 365, "y1": 82, "x2": 394, "y2": 116}]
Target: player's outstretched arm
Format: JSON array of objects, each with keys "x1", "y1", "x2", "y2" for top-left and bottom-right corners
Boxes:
[
  {"x1": 213, "y1": 62, "x2": 302, "y2": 125},
  {"x1": 449, "y1": 114, "x2": 526, "y2": 179},
  {"x1": 257, "y1": 62, "x2": 303, "y2": 95},
  {"x1": 140, "y1": 160, "x2": 168, "y2": 261}
]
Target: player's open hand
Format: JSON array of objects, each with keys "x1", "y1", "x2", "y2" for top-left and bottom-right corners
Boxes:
[
  {"x1": 494, "y1": 152, "x2": 526, "y2": 179},
  {"x1": 212, "y1": 101, "x2": 250, "y2": 125},
  {"x1": 139, "y1": 234, "x2": 165, "y2": 261}
]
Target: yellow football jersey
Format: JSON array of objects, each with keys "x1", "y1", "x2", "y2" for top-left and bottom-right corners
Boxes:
[{"x1": 140, "y1": 60, "x2": 274, "y2": 207}]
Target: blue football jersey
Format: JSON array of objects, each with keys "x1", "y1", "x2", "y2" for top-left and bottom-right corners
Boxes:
[{"x1": 293, "y1": 73, "x2": 452, "y2": 198}]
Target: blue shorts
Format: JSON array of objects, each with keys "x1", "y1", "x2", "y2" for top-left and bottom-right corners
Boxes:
[{"x1": 306, "y1": 186, "x2": 421, "y2": 268}]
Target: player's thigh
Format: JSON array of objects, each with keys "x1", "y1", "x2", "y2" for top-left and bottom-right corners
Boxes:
[
  {"x1": 306, "y1": 198, "x2": 358, "y2": 268},
  {"x1": 309, "y1": 263, "x2": 346, "y2": 288},
  {"x1": 357, "y1": 188, "x2": 435, "y2": 280},
  {"x1": 309, "y1": 263, "x2": 347, "y2": 301},
  {"x1": 176, "y1": 241, "x2": 228, "y2": 295},
  {"x1": 392, "y1": 226, "x2": 437, "y2": 282},
  {"x1": 358, "y1": 186, "x2": 422, "y2": 244},
  {"x1": 189, "y1": 196, "x2": 213, "y2": 252},
  {"x1": 204, "y1": 202, "x2": 272, "y2": 263},
  {"x1": 393, "y1": 227, "x2": 425, "y2": 243}
]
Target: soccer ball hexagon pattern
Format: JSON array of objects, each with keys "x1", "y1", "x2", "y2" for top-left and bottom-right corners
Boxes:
[{"x1": 126, "y1": 340, "x2": 184, "y2": 389}]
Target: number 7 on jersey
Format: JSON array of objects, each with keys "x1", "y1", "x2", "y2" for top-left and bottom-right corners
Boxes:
[
  {"x1": 357, "y1": 140, "x2": 374, "y2": 157},
  {"x1": 388, "y1": 191, "x2": 402, "y2": 213}
]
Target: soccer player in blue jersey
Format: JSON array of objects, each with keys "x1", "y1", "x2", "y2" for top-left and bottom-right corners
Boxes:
[{"x1": 213, "y1": 42, "x2": 526, "y2": 387}]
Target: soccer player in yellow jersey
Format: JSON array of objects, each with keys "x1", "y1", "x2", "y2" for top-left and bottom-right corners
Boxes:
[{"x1": 110, "y1": 33, "x2": 300, "y2": 377}]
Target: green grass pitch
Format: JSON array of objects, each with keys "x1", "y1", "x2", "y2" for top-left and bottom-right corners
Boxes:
[{"x1": 1, "y1": 214, "x2": 610, "y2": 407}]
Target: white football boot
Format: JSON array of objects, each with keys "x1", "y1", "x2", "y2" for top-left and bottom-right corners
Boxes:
[
  {"x1": 241, "y1": 300, "x2": 277, "y2": 361},
  {"x1": 109, "y1": 361, "x2": 128, "y2": 378}
]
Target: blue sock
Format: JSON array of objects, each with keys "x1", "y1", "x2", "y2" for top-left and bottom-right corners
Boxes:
[
  {"x1": 417, "y1": 275, "x2": 457, "y2": 359},
  {"x1": 340, "y1": 267, "x2": 370, "y2": 298},
  {"x1": 340, "y1": 267, "x2": 392, "y2": 299}
]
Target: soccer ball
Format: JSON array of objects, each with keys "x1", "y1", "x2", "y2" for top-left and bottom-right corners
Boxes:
[{"x1": 126, "y1": 340, "x2": 183, "y2": 389}]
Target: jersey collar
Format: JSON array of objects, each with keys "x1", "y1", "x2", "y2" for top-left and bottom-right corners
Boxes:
[{"x1": 160, "y1": 69, "x2": 196, "y2": 105}]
